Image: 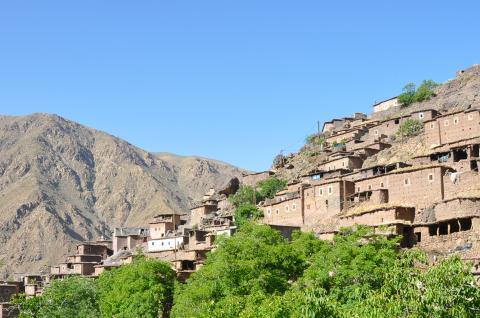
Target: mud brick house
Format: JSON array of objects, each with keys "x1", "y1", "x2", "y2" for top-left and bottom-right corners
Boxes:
[
  {"x1": 413, "y1": 198, "x2": 480, "y2": 258},
  {"x1": 373, "y1": 96, "x2": 400, "y2": 113},
  {"x1": 190, "y1": 200, "x2": 218, "y2": 227},
  {"x1": 317, "y1": 155, "x2": 363, "y2": 172},
  {"x1": 412, "y1": 141, "x2": 480, "y2": 172},
  {"x1": 354, "y1": 165, "x2": 454, "y2": 209},
  {"x1": 322, "y1": 113, "x2": 367, "y2": 134},
  {"x1": 302, "y1": 179, "x2": 355, "y2": 226},
  {"x1": 339, "y1": 205, "x2": 416, "y2": 246},
  {"x1": 261, "y1": 191, "x2": 303, "y2": 227},
  {"x1": 112, "y1": 227, "x2": 148, "y2": 253},
  {"x1": 242, "y1": 171, "x2": 275, "y2": 187},
  {"x1": 424, "y1": 108, "x2": 480, "y2": 148}
]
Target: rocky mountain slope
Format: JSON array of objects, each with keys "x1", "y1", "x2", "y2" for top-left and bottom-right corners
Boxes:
[{"x1": 0, "y1": 113, "x2": 244, "y2": 276}]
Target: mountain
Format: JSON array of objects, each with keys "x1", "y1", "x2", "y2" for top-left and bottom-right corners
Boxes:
[{"x1": 0, "y1": 113, "x2": 245, "y2": 276}]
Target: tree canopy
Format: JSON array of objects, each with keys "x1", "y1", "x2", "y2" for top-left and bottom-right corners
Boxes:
[
  {"x1": 171, "y1": 225, "x2": 480, "y2": 318},
  {"x1": 398, "y1": 80, "x2": 439, "y2": 106}
]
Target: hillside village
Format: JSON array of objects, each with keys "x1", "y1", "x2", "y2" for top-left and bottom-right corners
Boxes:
[{"x1": 1, "y1": 65, "x2": 480, "y2": 317}]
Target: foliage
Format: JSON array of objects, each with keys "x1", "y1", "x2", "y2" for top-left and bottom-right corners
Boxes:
[
  {"x1": 172, "y1": 225, "x2": 480, "y2": 318},
  {"x1": 234, "y1": 204, "x2": 264, "y2": 224},
  {"x1": 229, "y1": 186, "x2": 260, "y2": 207},
  {"x1": 397, "y1": 119, "x2": 423, "y2": 137},
  {"x1": 13, "y1": 276, "x2": 100, "y2": 318},
  {"x1": 171, "y1": 222, "x2": 313, "y2": 318},
  {"x1": 305, "y1": 134, "x2": 326, "y2": 145},
  {"x1": 97, "y1": 257, "x2": 175, "y2": 318},
  {"x1": 398, "y1": 80, "x2": 439, "y2": 106},
  {"x1": 398, "y1": 82, "x2": 416, "y2": 106},
  {"x1": 256, "y1": 176, "x2": 287, "y2": 200}
]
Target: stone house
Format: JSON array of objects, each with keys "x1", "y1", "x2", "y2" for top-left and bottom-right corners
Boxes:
[{"x1": 424, "y1": 108, "x2": 480, "y2": 148}]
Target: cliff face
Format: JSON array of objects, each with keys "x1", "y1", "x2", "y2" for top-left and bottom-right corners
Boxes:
[{"x1": 0, "y1": 113, "x2": 244, "y2": 276}]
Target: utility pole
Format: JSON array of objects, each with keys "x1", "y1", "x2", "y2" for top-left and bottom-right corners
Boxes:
[{"x1": 317, "y1": 120, "x2": 320, "y2": 136}]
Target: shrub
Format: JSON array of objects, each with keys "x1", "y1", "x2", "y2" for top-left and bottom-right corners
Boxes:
[
  {"x1": 397, "y1": 119, "x2": 423, "y2": 137},
  {"x1": 229, "y1": 186, "x2": 260, "y2": 207}
]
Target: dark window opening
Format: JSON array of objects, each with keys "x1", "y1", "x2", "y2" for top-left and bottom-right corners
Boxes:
[
  {"x1": 415, "y1": 232, "x2": 422, "y2": 243},
  {"x1": 394, "y1": 119, "x2": 400, "y2": 124},
  {"x1": 325, "y1": 200, "x2": 329, "y2": 208},
  {"x1": 450, "y1": 221, "x2": 460, "y2": 233},
  {"x1": 453, "y1": 148, "x2": 468, "y2": 162},
  {"x1": 181, "y1": 260, "x2": 195, "y2": 271},
  {"x1": 460, "y1": 218, "x2": 472, "y2": 231},
  {"x1": 471, "y1": 160, "x2": 478, "y2": 171},
  {"x1": 430, "y1": 152, "x2": 450, "y2": 163},
  {"x1": 439, "y1": 223, "x2": 448, "y2": 235},
  {"x1": 472, "y1": 145, "x2": 480, "y2": 158},
  {"x1": 429, "y1": 225, "x2": 438, "y2": 236}
]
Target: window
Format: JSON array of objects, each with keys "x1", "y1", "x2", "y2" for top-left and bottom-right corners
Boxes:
[
  {"x1": 292, "y1": 204, "x2": 297, "y2": 211},
  {"x1": 468, "y1": 114, "x2": 474, "y2": 121},
  {"x1": 357, "y1": 187, "x2": 360, "y2": 192},
  {"x1": 394, "y1": 119, "x2": 400, "y2": 124},
  {"x1": 319, "y1": 188, "x2": 323, "y2": 196},
  {"x1": 428, "y1": 174, "x2": 434, "y2": 182},
  {"x1": 342, "y1": 162, "x2": 345, "y2": 167},
  {"x1": 285, "y1": 205, "x2": 289, "y2": 212},
  {"x1": 374, "y1": 130, "x2": 379, "y2": 135},
  {"x1": 275, "y1": 209, "x2": 279, "y2": 215},
  {"x1": 267, "y1": 209, "x2": 271, "y2": 215},
  {"x1": 419, "y1": 112, "x2": 424, "y2": 119},
  {"x1": 368, "y1": 184, "x2": 372, "y2": 190},
  {"x1": 380, "y1": 182, "x2": 384, "y2": 187},
  {"x1": 328, "y1": 186, "x2": 333, "y2": 194},
  {"x1": 430, "y1": 123, "x2": 435, "y2": 129},
  {"x1": 306, "y1": 204, "x2": 311, "y2": 210},
  {"x1": 444, "y1": 120, "x2": 449, "y2": 126},
  {"x1": 404, "y1": 178, "x2": 410, "y2": 186},
  {"x1": 454, "y1": 117, "x2": 459, "y2": 125},
  {"x1": 325, "y1": 200, "x2": 329, "y2": 208}
]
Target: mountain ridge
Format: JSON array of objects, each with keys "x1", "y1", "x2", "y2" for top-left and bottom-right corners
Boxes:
[{"x1": 0, "y1": 113, "x2": 244, "y2": 276}]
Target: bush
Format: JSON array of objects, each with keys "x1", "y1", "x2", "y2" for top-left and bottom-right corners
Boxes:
[
  {"x1": 397, "y1": 119, "x2": 423, "y2": 137},
  {"x1": 398, "y1": 80, "x2": 439, "y2": 106}
]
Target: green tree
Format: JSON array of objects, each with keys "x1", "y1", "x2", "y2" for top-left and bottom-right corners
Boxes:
[
  {"x1": 398, "y1": 83, "x2": 416, "y2": 106},
  {"x1": 234, "y1": 204, "x2": 264, "y2": 224},
  {"x1": 256, "y1": 176, "x2": 287, "y2": 200},
  {"x1": 97, "y1": 257, "x2": 175, "y2": 318},
  {"x1": 397, "y1": 119, "x2": 423, "y2": 137},
  {"x1": 171, "y1": 222, "x2": 310, "y2": 318},
  {"x1": 13, "y1": 276, "x2": 100, "y2": 318},
  {"x1": 414, "y1": 79, "x2": 438, "y2": 102},
  {"x1": 229, "y1": 185, "x2": 261, "y2": 207}
]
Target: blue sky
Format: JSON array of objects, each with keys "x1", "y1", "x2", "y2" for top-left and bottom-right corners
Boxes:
[{"x1": 0, "y1": 1, "x2": 479, "y2": 171}]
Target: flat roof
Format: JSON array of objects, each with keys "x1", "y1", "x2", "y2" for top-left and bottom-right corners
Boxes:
[{"x1": 373, "y1": 95, "x2": 399, "y2": 106}]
